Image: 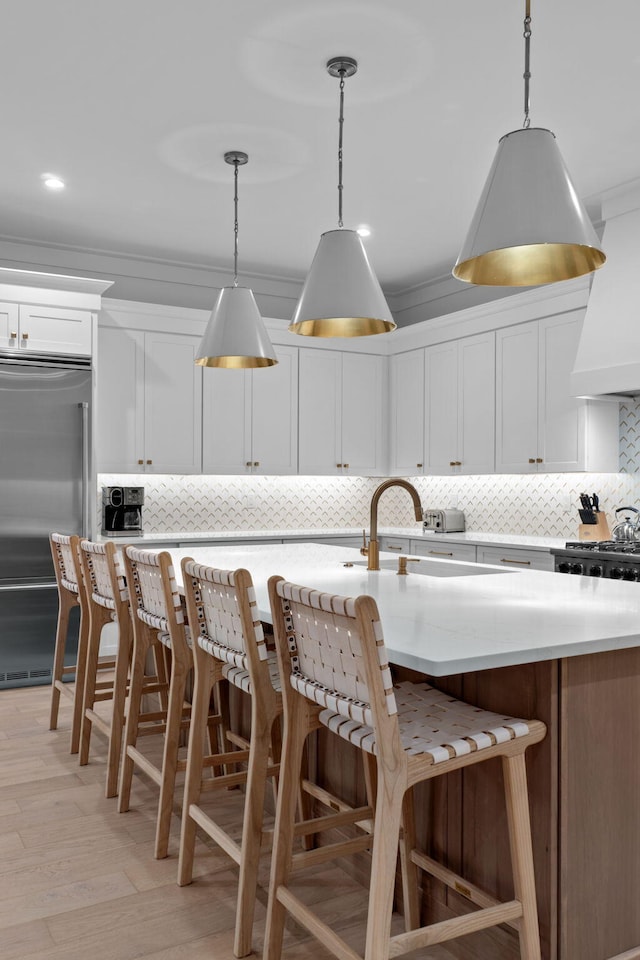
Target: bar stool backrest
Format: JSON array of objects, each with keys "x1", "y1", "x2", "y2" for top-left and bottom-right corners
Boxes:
[
  {"x1": 182, "y1": 561, "x2": 268, "y2": 675},
  {"x1": 50, "y1": 532, "x2": 83, "y2": 596},
  {"x1": 79, "y1": 539, "x2": 128, "y2": 616},
  {"x1": 123, "y1": 546, "x2": 187, "y2": 649},
  {"x1": 270, "y1": 578, "x2": 400, "y2": 759}
]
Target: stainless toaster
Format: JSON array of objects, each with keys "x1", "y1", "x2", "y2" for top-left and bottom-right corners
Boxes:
[{"x1": 423, "y1": 508, "x2": 466, "y2": 533}]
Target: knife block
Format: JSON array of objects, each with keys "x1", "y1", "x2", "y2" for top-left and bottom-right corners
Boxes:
[{"x1": 578, "y1": 512, "x2": 611, "y2": 541}]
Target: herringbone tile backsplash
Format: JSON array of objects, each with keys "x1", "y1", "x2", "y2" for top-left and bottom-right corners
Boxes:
[{"x1": 99, "y1": 400, "x2": 640, "y2": 539}]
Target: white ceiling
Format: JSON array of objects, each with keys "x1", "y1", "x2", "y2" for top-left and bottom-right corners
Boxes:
[{"x1": 2, "y1": 0, "x2": 638, "y2": 296}]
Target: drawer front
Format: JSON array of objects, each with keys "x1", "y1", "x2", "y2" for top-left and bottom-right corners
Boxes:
[
  {"x1": 379, "y1": 535, "x2": 412, "y2": 553},
  {"x1": 412, "y1": 540, "x2": 476, "y2": 563},
  {"x1": 476, "y1": 545, "x2": 553, "y2": 572}
]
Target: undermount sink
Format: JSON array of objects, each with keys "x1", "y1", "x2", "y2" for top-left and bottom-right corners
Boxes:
[{"x1": 347, "y1": 559, "x2": 510, "y2": 578}]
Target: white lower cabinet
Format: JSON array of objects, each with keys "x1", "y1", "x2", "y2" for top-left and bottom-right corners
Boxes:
[
  {"x1": 202, "y1": 344, "x2": 298, "y2": 475},
  {"x1": 97, "y1": 325, "x2": 202, "y2": 473},
  {"x1": 298, "y1": 349, "x2": 385, "y2": 476},
  {"x1": 476, "y1": 545, "x2": 554, "y2": 572},
  {"x1": 0, "y1": 301, "x2": 93, "y2": 355},
  {"x1": 411, "y1": 540, "x2": 477, "y2": 563}
]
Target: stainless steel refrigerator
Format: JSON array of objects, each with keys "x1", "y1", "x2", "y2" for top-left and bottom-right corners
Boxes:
[{"x1": 0, "y1": 354, "x2": 92, "y2": 688}]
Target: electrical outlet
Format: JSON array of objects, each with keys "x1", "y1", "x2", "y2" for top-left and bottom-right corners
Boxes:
[{"x1": 245, "y1": 496, "x2": 259, "y2": 511}]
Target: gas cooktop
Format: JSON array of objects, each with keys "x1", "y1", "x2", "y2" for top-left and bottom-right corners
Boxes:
[
  {"x1": 563, "y1": 540, "x2": 640, "y2": 555},
  {"x1": 553, "y1": 540, "x2": 640, "y2": 579}
]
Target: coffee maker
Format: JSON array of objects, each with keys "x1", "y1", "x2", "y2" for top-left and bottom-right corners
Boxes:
[{"x1": 101, "y1": 486, "x2": 144, "y2": 537}]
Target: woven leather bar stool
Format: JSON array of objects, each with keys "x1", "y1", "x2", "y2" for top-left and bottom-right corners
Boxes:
[
  {"x1": 49, "y1": 532, "x2": 95, "y2": 754},
  {"x1": 118, "y1": 546, "x2": 224, "y2": 859},
  {"x1": 265, "y1": 577, "x2": 547, "y2": 960},
  {"x1": 178, "y1": 559, "x2": 283, "y2": 959},
  {"x1": 78, "y1": 539, "x2": 134, "y2": 798}
]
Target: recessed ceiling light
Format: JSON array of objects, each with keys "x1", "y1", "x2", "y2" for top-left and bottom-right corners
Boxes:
[
  {"x1": 356, "y1": 224, "x2": 371, "y2": 238},
  {"x1": 42, "y1": 175, "x2": 65, "y2": 191}
]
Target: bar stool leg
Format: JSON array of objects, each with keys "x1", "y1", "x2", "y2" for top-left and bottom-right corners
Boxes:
[
  {"x1": 79, "y1": 606, "x2": 110, "y2": 767},
  {"x1": 502, "y1": 753, "x2": 542, "y2": 960},
  {"x1": 105, "y1": 619, "x2": 132, "y2": 798},
  {"x1": 177, "y1": 654, "x2": 214, "y2": 886},
  {"x1": 364, "y1": 775, "x2": 405, "y2": 960},
  {"x1": 234, "y1": 710, "x2": 274, "y2": 958},
  {"x1": 118, "y1": 629, "x2": 151, "y2": 813},
  {"x1": 69, "y1": 611, "x2": 90, "y2": 755},
  {"x1": 49, "y1": 598, "x2": 73, "y2": 731},
  {"x1": 155, "y1": 658, "x2": 189, "y2": 859},
  {"x1": 399, "y1": 787, "x2": 422, "y2": 931},
  {"x1": 264, "y1": 698, "x2": 311, "y2": 960}
]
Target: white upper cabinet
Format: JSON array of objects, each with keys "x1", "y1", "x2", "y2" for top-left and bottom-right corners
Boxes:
[
  {"x1": 496, "y1": 311, "x2": 619, "y2": 473},
  {"x1": 0, "y1": 302, "x2": 92, "y2": 355},
  {"x1": 298, "y1": 348, "x2": 385, "y2": 476},
  {"x1": 202, "y1": 344, "x2": 298, "y2": 475},
  {"x1": 496, "y1": 321, "x2": 539, "y2": 472},
  {"x1": 97, "y1": 326, "x2": 202, "y2": 474},
  {"x1": 425, "y1": 332, "x2": 495, "y2": 475},
  {"x1": 389, "y1": 350, "x2": 425, "y2": 475}
]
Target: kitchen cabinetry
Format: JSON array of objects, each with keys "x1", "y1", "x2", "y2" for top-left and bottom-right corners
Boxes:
[
  {"x1": 425, "y1": 332, "x2": 495, "y2": 475},
  {"x1": 298, "y1": 349, "x2": 385, "y2": 476},
  {"x1": 97, "y1": 326, "x2": 202, "y2": 474},
  {"x1": 202, "y1": 344, "x2": 298, "y2": 475},
  {"x1": 495, "y1": 312, "x2": 618, "y2": 473},
  {"x1": 476, "y1": 544, "x2": 553, "y2": 572},
  {"x1": 389, "y1": 350, "x2": 425, "y2": 475},
  {"x1": 0, "y1": 301, "x2": 92, "y2": 355}
]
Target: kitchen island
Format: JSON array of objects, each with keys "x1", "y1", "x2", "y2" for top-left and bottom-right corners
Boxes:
[{"x1": 166, "y1": 541, "x2": 639, "y2": 960}]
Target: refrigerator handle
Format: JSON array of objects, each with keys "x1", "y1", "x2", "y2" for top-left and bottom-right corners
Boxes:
[{"x1": 79, "y1": 401, "x2": 90, "y2": 538}]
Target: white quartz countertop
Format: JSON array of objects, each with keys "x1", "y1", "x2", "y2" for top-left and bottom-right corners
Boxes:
[
  {"x1": 164, "y1": 541, "x2": 640, "y2": 677},
  {"x1": 102, "y1": 527, "x2": 566, "y2": 551}
]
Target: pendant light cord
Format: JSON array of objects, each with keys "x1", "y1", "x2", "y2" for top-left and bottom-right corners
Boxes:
[
  {"x1": 337, "y1": 72, "x2": 345, "y2": 228},
  {"x1": 232, "y1": 159, "x2": 240, "y2": 286},
  {"x1": 523, "y1": 0, "x2": 532, "y2": 128}
]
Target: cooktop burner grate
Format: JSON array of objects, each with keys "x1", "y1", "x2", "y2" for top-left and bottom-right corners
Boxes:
[{"x1": 565, "y1": 540, "x2": 640, "y2": 554}]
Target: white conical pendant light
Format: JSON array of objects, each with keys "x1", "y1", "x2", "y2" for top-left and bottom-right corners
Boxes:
[
  {"x1": 196, "y1": 151, "x2": 278, "y2": 369},
  {"x1": 289, "y1": 57, "x2": 395, "y2": 338},
  {"x1": 453, "y1": 1, "x2": 605, "y2": 286}
]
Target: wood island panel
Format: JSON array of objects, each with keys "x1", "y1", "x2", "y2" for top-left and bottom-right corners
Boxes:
[
  {"x1": 310, "y1": 653, "x2": 640, "y2": 960},
  {"x1": 559, "y1": 648, "x2": 640, "y2": 960}
]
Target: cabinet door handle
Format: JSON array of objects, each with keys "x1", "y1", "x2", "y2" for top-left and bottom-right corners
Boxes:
[
  {"x1": 9, "y1": 331, "x2": 17, "y2": 339},
  {"x1": 428, "y1": 550, "x2": 453, "y2": 557},
  {"x1": 343, "y1": 463, "x2": 349, "y2": 469},
  {"x1": 536, "y1": 457, "x2": 543, "y2": 463},
  {"x1": 385, "y1": 544, "x2": 404, "y2": 551},
  {"x1": 146, "y1": 459, "x2": 152, "y2": 465},
  {"x1": 246, "y1": 461, "x2": 253, "y2": 467},
  {"x1": 455, "y1": 461, "x2": 462, "y2": 466},
  {"x1": 528, "y1": 458, "x2": 536, "y2": 464},
  {"x1": 416, "y1": 463, "x2": 423, "y2": 468},
  {"x1": 253, "y1": 461, "x2": 260, "y2": 467},
  {"x1": 336, "y1": 463, "x2": 343, "y2": 468},
  {"x1": 499, "y1": 558, "x2": 531, "y2": 566},
  {"x1": 137, "y1": 459, "x2": 144, "y2": 465},
  {"x1": 449, "y1": 461, "x2": 456, "y2": 467},
  {"x1": 22, "y1": 332, "x2": 29, "y2": 340}
]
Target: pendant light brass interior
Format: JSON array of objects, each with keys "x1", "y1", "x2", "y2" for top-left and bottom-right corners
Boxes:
[
  {"x1": 196, "y1": 151, "x2": 278, "y2": 369},
  {"x1": 453, "y1": 2, "x2": 605, "y2": 287},
  {"x1": 289, "y1": 57, "x2": 395, "y2": 338}
]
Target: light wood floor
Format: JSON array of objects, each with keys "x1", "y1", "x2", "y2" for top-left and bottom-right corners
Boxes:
[{"x1": 0, "y1": 683, "x2": 456, "y2": 960}]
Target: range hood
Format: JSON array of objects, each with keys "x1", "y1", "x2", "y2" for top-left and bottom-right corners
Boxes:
[{"x1": 571, "y1": 181, "x2": 640, "y2": 398}]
